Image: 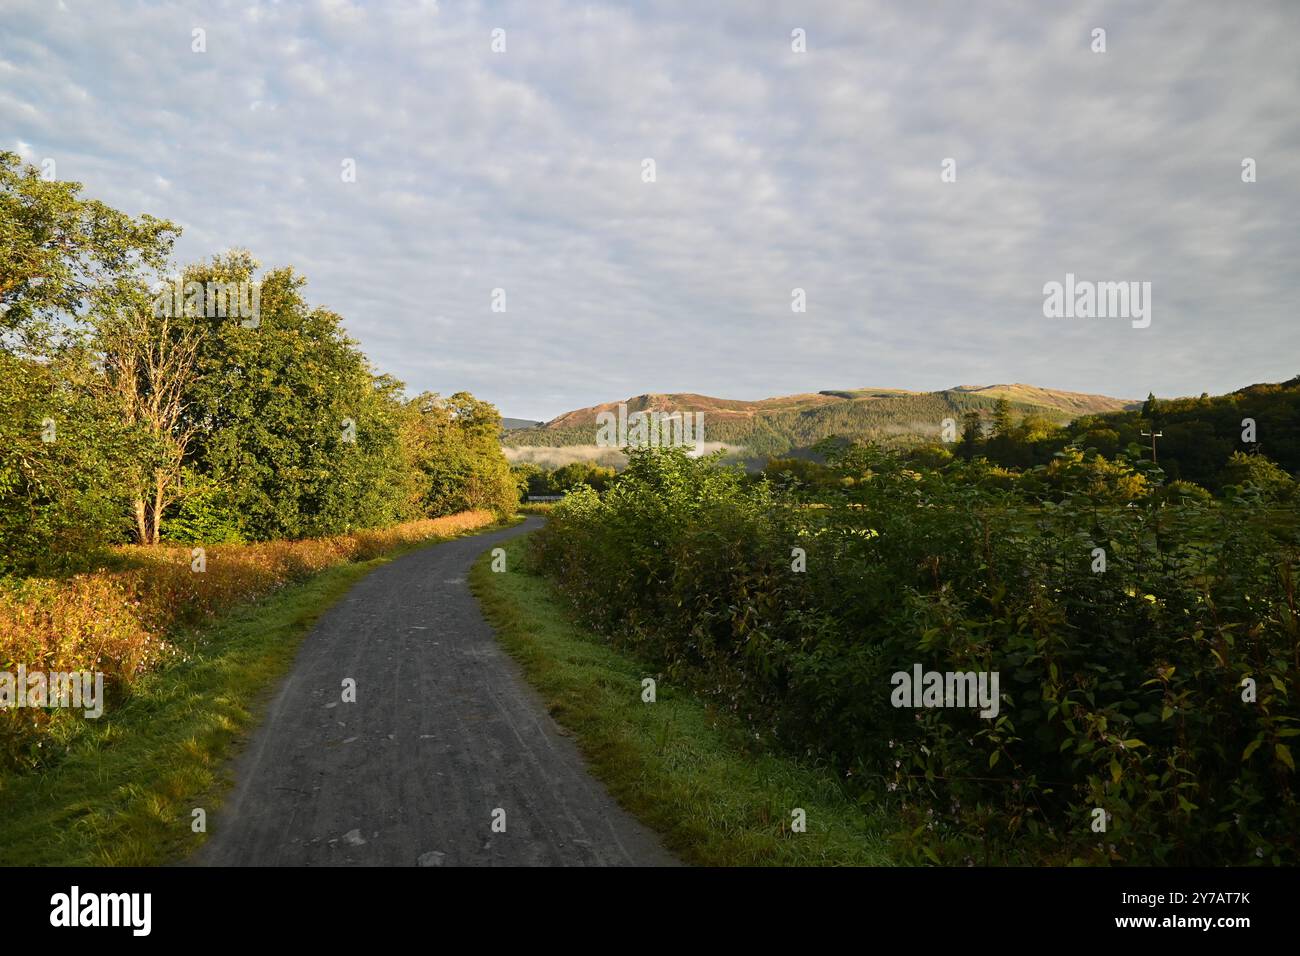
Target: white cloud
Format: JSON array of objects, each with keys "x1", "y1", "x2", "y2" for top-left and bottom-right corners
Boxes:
[{"x1": 1, "y1": 0, "x2": 1296, "y2": 418}]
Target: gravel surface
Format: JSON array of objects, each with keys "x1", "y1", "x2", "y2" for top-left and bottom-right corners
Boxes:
[{"x1": 196, "y1": 518, "x2": 677, "y2": 867}]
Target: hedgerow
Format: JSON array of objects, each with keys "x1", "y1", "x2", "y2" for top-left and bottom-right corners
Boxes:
[{"x1": 531, "y1": 446, "x2": 1299, "y2": 864}]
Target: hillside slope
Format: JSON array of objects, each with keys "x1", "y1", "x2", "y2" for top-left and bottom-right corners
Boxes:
[
  {"x1": 1057, "y1": 375, "x2": 1300, "y2": 489},
  {"x1": 505, "y1": 384, "x2": 1136, "y2": 457}
]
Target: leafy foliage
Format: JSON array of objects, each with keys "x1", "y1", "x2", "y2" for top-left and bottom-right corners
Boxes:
[
  {"x1": 532, "y1": 444, "x2": 1300, "y2": 864},
  {"x1": 1, "y1": 156, "x2": 516, "y2": 571},
  {"x1": 0, "y1": 351, "x2": 145, "y2": 573},
  {"x1": 0, "y1": 150, "x2": 178, "y2": 346},
  {"x1": 1059, "y1": 378, "x2": 1300, "y2": 491},
  {"x1": 403, "y1": 391, "x2": 519, "y2": 517}
]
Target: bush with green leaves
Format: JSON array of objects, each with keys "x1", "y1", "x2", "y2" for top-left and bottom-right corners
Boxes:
[
  {"x1": 1220, "y1": 451, "x2": 1296, "y2": 503},
  {"x1": 548, "y1": 461, "x2": 617, "y2": 494},
  {"x1": 531, "y1": 444, "x2": 1299, "y2": 864},
  {"x1": 160, "y1": 467, "x2": 247, "y2": 544},
  {"x1": 403, "y1": 391, "x2": 518, "y2": 518},
  {"x1": 0, "y1": 352, "x2": 145, "y2": 573}
]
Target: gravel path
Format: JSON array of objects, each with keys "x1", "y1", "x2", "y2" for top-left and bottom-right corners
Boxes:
[{"x1": 196, "y1": 518, "x2": 677, "y2": 867}]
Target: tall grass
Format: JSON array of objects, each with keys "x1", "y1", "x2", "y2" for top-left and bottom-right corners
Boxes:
[{"x1": 0, "y1": 510, "x2": 495, "y2": 768}]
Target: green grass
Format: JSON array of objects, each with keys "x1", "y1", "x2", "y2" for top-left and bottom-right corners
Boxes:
[
  {"x1": 470, "y1": 535, "x2": 895, "y2": 866},
  {"x1": 0, "y1": 518, "x2": 518, "y2": 866}
]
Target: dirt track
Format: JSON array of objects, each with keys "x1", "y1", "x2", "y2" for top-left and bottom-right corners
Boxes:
[{"x1": 196, "y1": 518, "x2": 677, "y2": 866}]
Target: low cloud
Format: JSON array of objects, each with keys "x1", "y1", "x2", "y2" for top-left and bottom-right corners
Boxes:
[{"x1": 503, "y1": 442, "x2": 747, "y2": 470}]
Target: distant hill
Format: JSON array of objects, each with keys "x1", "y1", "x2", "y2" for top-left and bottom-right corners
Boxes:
[
  {"x1": 503, "y1": 384, "x2": 1137, "y2": 458},
  {"x1": 946, "y1": 384, "x2": 1137, "y2": 417},
  {"x1": 501, "y1": 417, "x2": 546, "y2": 430}
]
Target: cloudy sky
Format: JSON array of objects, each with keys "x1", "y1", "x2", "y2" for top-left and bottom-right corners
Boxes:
[{"x1": 4, "y1": 0, "x2": 1297, "y2": 419}]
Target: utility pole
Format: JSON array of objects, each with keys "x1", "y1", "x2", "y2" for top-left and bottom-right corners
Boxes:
[{"x1": 1140, "y1": 429, "x2": 1163, "y2": 464}]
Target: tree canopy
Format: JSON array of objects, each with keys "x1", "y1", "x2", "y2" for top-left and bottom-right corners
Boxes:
[{"x1": 0, "y1": 154, "x2": 513, "y2": 572}]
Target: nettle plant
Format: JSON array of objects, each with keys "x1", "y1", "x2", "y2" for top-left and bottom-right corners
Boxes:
[{"x1": 533, "y1": 444, "x2": 1298, "y2": 864}]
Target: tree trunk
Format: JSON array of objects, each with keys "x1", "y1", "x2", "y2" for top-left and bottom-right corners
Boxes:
[
  {"x1": 150, "y1": 469, "x2": 167, "y2": 545},
  {"x1": 133, "y1": 497, "x2": 149, "y2": 545}
]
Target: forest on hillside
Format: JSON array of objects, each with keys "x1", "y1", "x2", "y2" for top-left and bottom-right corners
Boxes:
[
  {"x1": 503, "y1": 390, "x2": 1082, "y2": 458},
  {"x1": 881, "y1": 385, "x2": 1300, "y2": 495},
  {"x1": 1059, "y1": 383, "x2": 1300, "y2": 490}
]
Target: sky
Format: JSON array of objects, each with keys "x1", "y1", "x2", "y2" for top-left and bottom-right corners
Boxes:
[{"x1": 3, "y1": 0, "x2": 1298, "y2": 420}]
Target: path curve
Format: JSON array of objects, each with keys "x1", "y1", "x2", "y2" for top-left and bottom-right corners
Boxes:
[{"x1": 197, "y1": 517, "x2": 677, "y2": 867}]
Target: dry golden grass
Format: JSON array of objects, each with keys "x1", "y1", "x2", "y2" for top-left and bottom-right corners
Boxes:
[{"x1": 0, "y1": 510, "x2": 494, "y2": 687}]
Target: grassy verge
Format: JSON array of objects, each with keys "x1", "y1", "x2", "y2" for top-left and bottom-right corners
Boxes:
[
  {"x1": 470, "y1": 534, "x2": 895, "y2": 866},
  {"x1": 0, "y1": 517, "x2": 517, "y2": 866}
]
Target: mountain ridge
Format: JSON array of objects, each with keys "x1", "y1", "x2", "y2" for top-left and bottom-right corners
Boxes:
[
  {"x1": 534, "y1": 383, "x2": 1136, "y2": 430},
  {"x1": 503, "y1": 383, "x2": 1140, "y2": 459}
]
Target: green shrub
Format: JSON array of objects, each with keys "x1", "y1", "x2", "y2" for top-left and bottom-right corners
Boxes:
[
  {"x1": 0, "y1": 353, "x2": 143, "y2": 573},
  {"x1": 161, "y1": 467, "x2": 247, "y2": 544},
  {"x1": 1221, "y1": 451, "x2": 1296, "y2": 503},
  {"x1": 1161, "y1": 479, "x2": 1213, "y2": 504},
  {"x1": 531, "y1": 445, "x2": 1300, "y2": 865}
]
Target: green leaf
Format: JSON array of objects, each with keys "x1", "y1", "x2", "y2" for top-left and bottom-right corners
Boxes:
[{"x1": 1276, "y1": 743, "x2": 1295, "y2": 771}]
